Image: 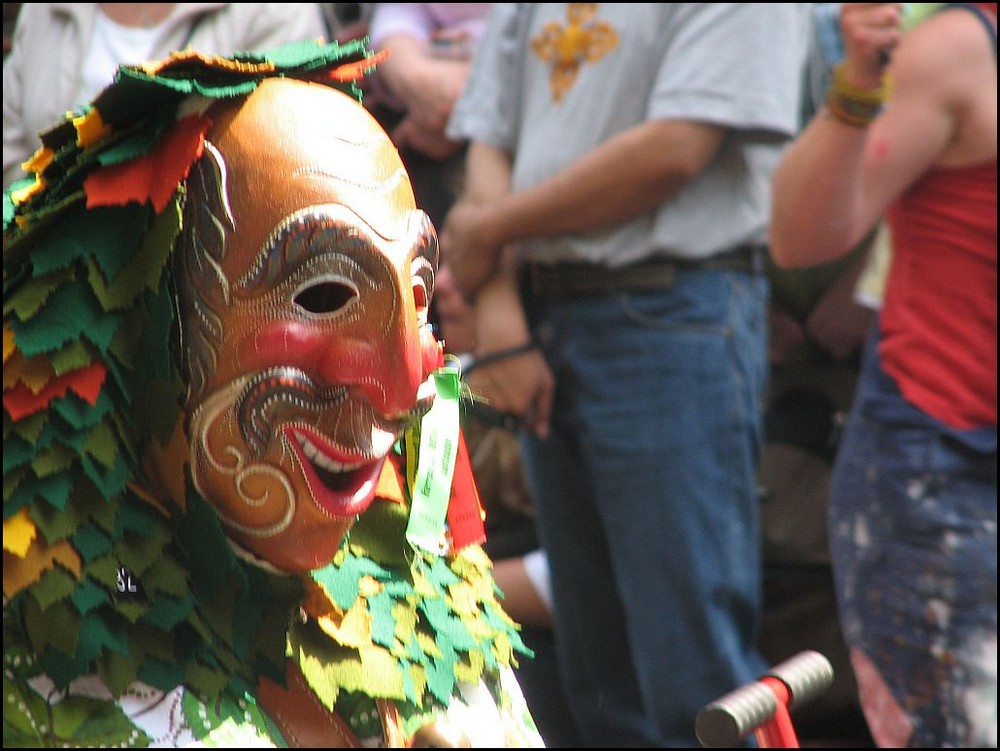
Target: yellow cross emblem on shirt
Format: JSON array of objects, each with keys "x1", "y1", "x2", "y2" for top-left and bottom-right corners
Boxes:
[{"x1": 532, "y1": 3, "x2": 619, "y2": 102}]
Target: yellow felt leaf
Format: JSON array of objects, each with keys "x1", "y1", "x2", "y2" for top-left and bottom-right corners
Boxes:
[
  {"x1": 22, "y1": 145, "x2": 53, "y2": 175},
  {"x1": 358, "y1": 575, "x2": 383, "y2": 598},
  {"x1": 392, "y1": 600, "x2": 419, "y2": 644},
  {"x1": 447, "y1": 580, "x2": 479, "y2": 617},
  {"x1": 454, "y1": 648, "x2": 485, "y2": 685},
  {"x1": 3, "y1": 534, "x2": 81, "y2": 599},
  {"x1": 3, "y1": 507, "x2": 37, "y2": 557},
  {"x1": 317, "y1": 600, "x2": 372, "y2": 648},
  {"x1": 10, "y1": 173, "x2": 44, "y2": 206},
  {"x1": 73, "y1": 109, "x2": 112, "y2": 149}
]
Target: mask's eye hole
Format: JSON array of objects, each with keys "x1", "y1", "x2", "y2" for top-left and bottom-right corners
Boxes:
[{"x1": 294, "y1": 280, "x2": 357, "y2": 314}]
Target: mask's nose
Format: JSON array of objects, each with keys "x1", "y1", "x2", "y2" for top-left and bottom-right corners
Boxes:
[{"x1": 317, "y1": 271, "x2": 433, "y2": 418}]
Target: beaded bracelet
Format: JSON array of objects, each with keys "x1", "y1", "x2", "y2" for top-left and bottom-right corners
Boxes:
[{"x1": 826, "y1": 61, "x2": 890, "y2": 128}]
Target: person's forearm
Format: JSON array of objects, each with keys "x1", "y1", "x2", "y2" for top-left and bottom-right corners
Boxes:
[
  {"x1": 770, "y1": 115, "x2": 871, "y2": 268},
  {"x1": 374, "y1": 34, "x2": 426, "y2": 101},
  {"x1": 480, "y1": 118, "x2": 724, "y2": 249}
]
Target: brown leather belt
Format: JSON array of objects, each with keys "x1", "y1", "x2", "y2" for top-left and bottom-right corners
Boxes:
[{"x1": 524, "y1": 244, "x2": 766, "y2": 299}]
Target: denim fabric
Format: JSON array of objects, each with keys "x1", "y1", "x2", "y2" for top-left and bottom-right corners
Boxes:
[
  {"x1": 830, "y1": 325, "x2": 998, "y2": 748},
  {"x1": 519, "y1": 266, "x2": 771, "y2": 746}
]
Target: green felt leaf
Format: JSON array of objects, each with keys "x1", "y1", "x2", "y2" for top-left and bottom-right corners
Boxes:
[
  {"x1": 3, "y1": 465, "x2": 29, "y2": 510},
  {"x1": 32, "y1": 476, "x2": 114, "y2": 541},
  {"x1": 114, "y1": 497, "x2": 163, "y2": 537},
  {"x1": 86, "y1": 205, "x2": 173, "y2": 312},
  {"x1": 85, "y1": 553, "x2": 120, "y2": 589},
  {"x1": 23, "y1": 595, "x2": 80, "y2": 659},
  {"x1": 349, "y1": 500, "x2": 412, "y2": 568},
  {"x1": 137, "y1": 374, "x2": 184, "y2": 445},
  {"x1": 9, "y1": 471, "x2": 74, "y2": 514},
  {"x1": 136, "y1": 656, "x2": 183, "y2": 694},
  {"x1": 95, "y1": 649, "x2": 141, "y2": 700},
  {"x1": 31, "y1": 564, "x2": 80, "y2": 611},
  {"x1": 73, "y1": 522, "x2": 113, "y2": 563},
  {"x1": 4, "y1": 267, "x2": 75, "y2": 328},
  {"x1": 80, "y1": 417, "x2": 119, "y2": 470},
  {"x1": 311, "y1": 554, "x2": 380, "y2": 611},
  {"x1": 3, "y1": 434, "x2": 35, "y2": 474},
  {"x1": 8, "y1": 410, "x2": 49, "y2": 446},
  {"x1": 424, "y1": 646, "x2": 458, "y2": 706},
  {"x1": 140, "y1": 554, "x2": 190, "y2": 599},
  {"x1": 113, "y1": 531, "x2": 165, "y2": 578},
  {"x1": 71, "y1": 576, "x2": 111, "y2": 615},
  {"x1": 143, "y1": 589, "x2": 194, "y2": 632},
  {"x1": 79, "y1": 451, "x2": 130, "y2": 500},
  {"x1": 52, "y1": 388, "x2": 114, "y2": 430},
  {"x1": 125, "y1": 620, "x2": 177, "y2": 666},
  {"x1": 76, "y1": 609, "x2": 132, "y2": 663},
  {"x1": 34, "y1": 205, "x2": 150, "y2": 282},
  {"x1": 97, "y1": 118, "x2": 169, "y2": 167},
  {"x1": 3, "y1": 191, "x2": 87, "y2": 267},
  {"x1": 13, "y1": 277, "x2": 121, "y2": 359},
  {"x1": 31, "y1": 442, "x2": 76, "y2": 478},
  {"x1": 50, "y1": 340, "x2": 96, "y2": 377}
]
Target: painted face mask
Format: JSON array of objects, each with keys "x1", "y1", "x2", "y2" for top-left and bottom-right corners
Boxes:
[
  {"x1": 4, "y1": 44, "x2": 541, "y2": 749},
  {"x1": 173, "y1": 79, "x2": 440, "y2": 572}
]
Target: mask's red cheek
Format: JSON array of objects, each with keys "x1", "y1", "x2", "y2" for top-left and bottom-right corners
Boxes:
[{"x1": 243, "y1": 321, "x2": 331, "y2": 372}]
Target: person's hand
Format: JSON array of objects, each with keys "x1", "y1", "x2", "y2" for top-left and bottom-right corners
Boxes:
[
  {"x1": 768, "y1": 302, "x2": 807, "y2": 366},
  {"x1": 440, "y1": 201, "x2": 504, "y2": 300},
  {"x1": 467, "y1": 348, "x2": 554, "y2": 439},
  {"x1": 839, "y1": 3, "x2": 904, "y2": 87},
  {"x1": 392, "y1": 115, "x2": 465, "y2": 160},
  {"x1": 390, "y1": 56, "x2": 469, "y2": 160},
  {"x1": 465, "y1": 271, "x2": 554, "y2": 438}
]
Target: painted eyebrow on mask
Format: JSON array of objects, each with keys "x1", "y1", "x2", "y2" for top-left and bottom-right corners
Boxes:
[{"x1": 237, "y1": 205, "x2": 381, "y2": 293}]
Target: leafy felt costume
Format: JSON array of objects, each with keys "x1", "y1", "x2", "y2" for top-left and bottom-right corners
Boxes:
[{"x1": 3, "y1": 39, "x2": 539, "y2": 748}]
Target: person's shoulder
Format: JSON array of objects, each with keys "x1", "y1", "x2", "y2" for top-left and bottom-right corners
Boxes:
[
  {"x1": 902, "y1": 4, "x2": 996, "y2": 68},
  {"x1": 894, "y1": 5, "x2": 996, "y2": 98}
]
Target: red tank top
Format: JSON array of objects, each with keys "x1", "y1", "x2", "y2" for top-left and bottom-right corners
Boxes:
[{"x1": 881, "y1": 160, "x2": 998, "y2": 428}]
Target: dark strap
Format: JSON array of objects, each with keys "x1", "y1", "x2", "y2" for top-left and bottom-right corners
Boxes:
[{"x1": 941, "y1": 3, "x2": 998, "y2": 58}]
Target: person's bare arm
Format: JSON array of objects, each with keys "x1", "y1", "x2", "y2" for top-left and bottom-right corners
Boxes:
[
  {"x1": 439, "y1": 140, "x2": 516, "y2": 294},
  {"x1": 442, "y1": 119, "x2": 725, "y2": 298},
  {"x1": 770, "y1": 3, "x2": 993, "y2": 268},
  {"x1": 375, "y1": 33, "x2": 469, "y2": 158}
]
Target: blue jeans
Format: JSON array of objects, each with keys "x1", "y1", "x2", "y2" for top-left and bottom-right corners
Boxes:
[
  {"x1": 519, "y1": 265, "x2": 771, "y2": 746},
  {"x1": 830, "y1": 325, "x2": 998, "y2": 747}
]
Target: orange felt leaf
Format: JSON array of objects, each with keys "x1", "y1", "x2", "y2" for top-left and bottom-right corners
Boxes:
[
  {"x1": 375, "y1": 456, "x2": 406, "y2": 505},
  {"x1": 3, "y1": 348, "x2": 56, "y2": 395},
  {"x1": 84, "y1": 114, "x2": 210, "y2": 213},
  {"x1": 3, "y1": 324, "x2": 15, "y2": 364},
  {"x1": 3, "y1": 361, "x2": 106, "y2": 421},
  {"x1": 327, "y1": 51, "x2": 388, "y2": 82}
]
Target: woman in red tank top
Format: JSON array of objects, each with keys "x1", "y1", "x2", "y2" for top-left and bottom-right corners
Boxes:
[{"x1": 769, "y1": 3, "x2": 997, "y2": 747}]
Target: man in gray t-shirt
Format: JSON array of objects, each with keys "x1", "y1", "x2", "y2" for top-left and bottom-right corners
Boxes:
[{"x1": 441, "y1": 4, "x2": 811, "y2": 746}]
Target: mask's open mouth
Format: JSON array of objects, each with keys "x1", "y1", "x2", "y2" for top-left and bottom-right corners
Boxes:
[{"x1": 287, "y1": 427, "x2": 387, "y2": 518}]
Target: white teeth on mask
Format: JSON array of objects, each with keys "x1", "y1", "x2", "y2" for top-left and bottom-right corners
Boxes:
[{"x1": 297, "y1": 434, "x2": 362, "y2": 473}]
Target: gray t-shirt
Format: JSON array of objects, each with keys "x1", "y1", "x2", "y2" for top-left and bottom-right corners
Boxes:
[{"x1": 446, "y1": 3, "x2": 811, "y2": 266}]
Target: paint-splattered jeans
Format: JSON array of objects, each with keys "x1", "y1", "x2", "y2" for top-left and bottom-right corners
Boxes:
[{"x1": 829, "y1": 325, "x2": 997, "y2": 748}]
